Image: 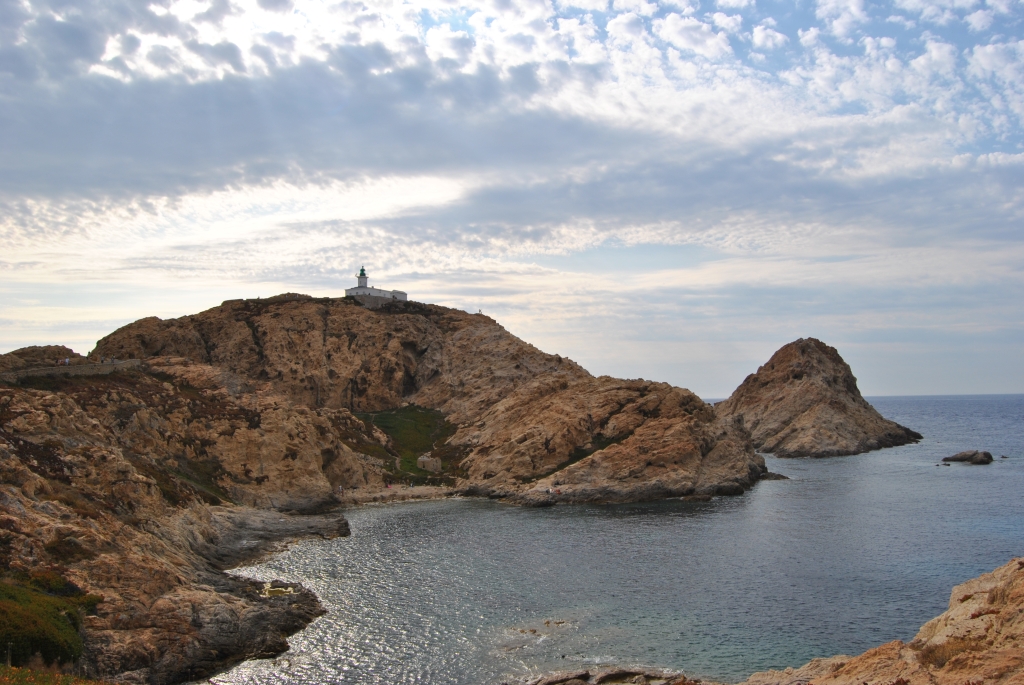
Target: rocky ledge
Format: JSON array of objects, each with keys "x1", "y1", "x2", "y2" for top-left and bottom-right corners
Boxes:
[
  {"x1": 715, "y1": 338, "x2": 921, "y2": 458},
  {"x1": 739, "y1": 556, "x2": 1024, "y2": 685}
]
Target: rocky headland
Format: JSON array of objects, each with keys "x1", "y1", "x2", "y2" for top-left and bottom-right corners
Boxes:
[
  {"x1": 90, "y1": 294, "x2": 769, "y2": 505},
  {"x1": 715, "y1": 338, "x2": 921, "y2": 458}
]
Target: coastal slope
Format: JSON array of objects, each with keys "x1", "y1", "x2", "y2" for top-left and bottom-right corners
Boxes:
[
  {"x1": 715, "y1": 338, "x2": 921, "y2": 458},
  {"x1": 743, "y1": 557, "x2": 1024, "y2": 685},
  {"x1": 92, "y1": 294, "x2": 768, "y2": 503},
  {"x1": 0, "y1": 355, "x2": 382, "y2": 683}
]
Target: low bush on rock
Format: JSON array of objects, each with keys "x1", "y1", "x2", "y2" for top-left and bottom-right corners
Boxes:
[{"x1": 0, "y1": 575, "x2": 101, "y2": 667}]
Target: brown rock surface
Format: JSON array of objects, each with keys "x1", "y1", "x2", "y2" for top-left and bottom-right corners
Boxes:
[
  {"x1": 0, "y1": 358, "x2": 389, "y2": 683},
  {"x1": 93, "y1": 295, "x2": 767, "y2": 504},
  {"x1": 715, "y1": 338, "x2": 921, "y2": 458},
  {"x1": 741, "y1": 557, "x2": 1024, "y2": 685},
  {"x1": 943, "y1": 450, "x2": 994, "y2": 465}
]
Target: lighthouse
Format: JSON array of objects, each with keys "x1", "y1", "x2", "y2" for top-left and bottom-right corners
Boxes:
[{"x1": 344, "y1": 266, "x2": 408, "y2": 307}]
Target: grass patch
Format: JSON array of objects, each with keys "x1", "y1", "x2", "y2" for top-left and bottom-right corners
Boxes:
[
  {"x1": 355, "y1": 406, "x2": 460, "y2": 484},
  {"x1": 0, "y1": 666, "x2": 108, "y2": 684},
  {"x1": 915, "y1": 636, "x2": 985, "y2": 668},
  {"x1": 0, "y1": 580, "x2": 101, "y2": 668}
]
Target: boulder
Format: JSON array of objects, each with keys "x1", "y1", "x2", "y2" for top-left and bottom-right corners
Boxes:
[
  {"x1": 942, "y1": 450, "x2": 993, "y2": 465},
  {"x1": 715, "y1": 338, "x2": 921, "y2": 458}
]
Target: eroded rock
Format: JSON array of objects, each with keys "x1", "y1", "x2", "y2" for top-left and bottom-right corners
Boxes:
[{"x1": 715, "y1": 338, "x2": 921, "y2": 458}]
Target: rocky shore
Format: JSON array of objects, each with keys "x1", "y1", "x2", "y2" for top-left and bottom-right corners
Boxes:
[
  {"x1": 739, "y1": 556, "x2": 1024, "y2": 685},
  {"x1": 528, "y1": 557, "x2": 1024, "y2": 685}
]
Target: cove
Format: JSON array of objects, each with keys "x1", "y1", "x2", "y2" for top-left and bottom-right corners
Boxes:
[{"x1": 215, "y1": 396, "x2": 1024, "y2": 685}]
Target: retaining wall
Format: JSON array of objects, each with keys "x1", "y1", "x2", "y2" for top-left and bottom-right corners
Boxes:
[{"x1": 0, "y1": 359, "x2": 142, "y2": 384}]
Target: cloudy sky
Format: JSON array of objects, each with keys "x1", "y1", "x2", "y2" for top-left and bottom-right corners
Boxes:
[{"x1": 1, "y1": 0, "x2": 1022, "y2": 397}]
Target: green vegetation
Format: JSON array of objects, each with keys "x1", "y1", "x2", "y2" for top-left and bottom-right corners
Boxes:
[
  {"x1": 355, "y1": 405, "x2": 464, "y2": 484},
  {"x1": 0, "y1": 574, "x2": 101, "y2": 668}
]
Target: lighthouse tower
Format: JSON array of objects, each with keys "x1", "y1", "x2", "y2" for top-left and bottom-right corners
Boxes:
[{"x1": 344, "y1": 266, "x2": 408, "y2": 307}]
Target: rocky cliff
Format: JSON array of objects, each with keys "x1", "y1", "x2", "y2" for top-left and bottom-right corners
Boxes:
[
  {"x1": 92, "y1": 294, "x2": 768, "y2": 504},
  {"x1": 715, "y1": 338, "x2": 921, "y2": 458},
  {"x1": 0, "y1": 355, "x2": 387, "y2": 683},
  {"x1": 742, "y1": 556, "x2": 1024, "y2": 685}
]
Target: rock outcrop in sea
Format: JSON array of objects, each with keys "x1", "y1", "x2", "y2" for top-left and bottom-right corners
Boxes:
[
  {"x1": 741, "y1": 556, "x2": 1024, "y2": 685},
  {"x1": 92, "y1": 294, "x2": 768, "y2": 504},
  {"x1": 942, "y1": 450, "x2": 994, "y2": 465},
  {"x1": 715, "y1": 338, "x2": 921, "y2": 458}
]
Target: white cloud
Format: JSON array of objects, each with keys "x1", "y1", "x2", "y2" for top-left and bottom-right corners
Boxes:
[
  {"x1": 711, "y1": 12, "x2": 743, "y2": 33},
  {"x1": 716, "y1": 0, "x2": 754, "y2": 8},
  {"x1": 557, "y1": 0, "x2": 609, "y2": 9},
  {"x1": 612, "y1": 0, "x2": 659, "y2": 17},
  {"x1": 752, "y1": 24, "x2": 788, "y2": 49},
  {"x1": 653, "y1": 14, "x2": 732, "y2": 58},
  {"x1": 964, "y1": 8, "x2": 994, "y2": 28},
  {"x1": 816, "y1": 0, "x2": 869, "y2": 39}
]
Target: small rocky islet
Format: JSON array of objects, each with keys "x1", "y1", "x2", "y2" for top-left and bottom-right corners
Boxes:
[{"x1": 0, "y1": 292, "x2": 1014, "y2": 684}]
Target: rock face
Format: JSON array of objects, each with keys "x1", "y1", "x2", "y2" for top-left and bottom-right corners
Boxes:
[
  {"x1": 92, "y1": 295, "x2": 767, "y2": 504},
  {"x1": 715, "y1": 338, "x2": 921, "y2": 458},
  {"x1": 942, "y1": 450, "x2": 993, "y2": 465},
  {"x1": 0, "y1": 357, "x2": 384, "y2": 683},
  {"x1": 741, "y1": 557, "x2": 1024, "y2": 685}
]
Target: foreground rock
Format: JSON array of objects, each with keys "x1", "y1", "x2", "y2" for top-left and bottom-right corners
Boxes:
[
  {"x1": 92, "y1": 295, "x2": 768, "y2": 504},
  {"x1": 741, "y1": 557, "x2": 1024, "y2": 685},
  {"x1": 0, "y1": 357, "x2": 385, "y2": 682},
  {"x1": 715, "y1": 338, "x2": 921, "y2": 458},
  {"x1": 519, "y1": 667, "x2": 688, "y2": 685},
  {"x1": 942, "y1": 450, "x2": 993, "y2": 465}
]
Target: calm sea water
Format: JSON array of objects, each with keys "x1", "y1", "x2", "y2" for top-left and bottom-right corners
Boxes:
[{"x1": 214, "y1": 395, "x2": 1024, "y2": 685}]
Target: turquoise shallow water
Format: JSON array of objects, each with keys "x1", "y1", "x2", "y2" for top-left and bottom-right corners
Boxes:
[{"x1": 214, "y1": 395, "x2": 1024, "y2": 685}]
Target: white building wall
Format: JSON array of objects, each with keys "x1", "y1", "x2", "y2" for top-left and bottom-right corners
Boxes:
[{"x1": 344, "y1": 286, "x2": 408, "y2": 300}]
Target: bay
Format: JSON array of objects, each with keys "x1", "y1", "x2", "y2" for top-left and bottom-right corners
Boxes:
[{"x1": 212, "y1": 395, "x2": 1024, "y2": 685}]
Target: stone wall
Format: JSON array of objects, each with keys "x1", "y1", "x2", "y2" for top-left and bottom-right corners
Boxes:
[{"x1": 0, "y1": 359, "x2": 141, "y2": 383}]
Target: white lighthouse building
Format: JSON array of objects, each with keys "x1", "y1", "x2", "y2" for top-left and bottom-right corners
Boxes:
[{"x1": 344, "y1": 266, "x2": 408, "y2": 306}]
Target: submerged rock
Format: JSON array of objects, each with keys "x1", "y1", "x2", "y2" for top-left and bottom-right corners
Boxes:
[
  {"x1": 942, "y1": 450, "x2": 993, "y2": 465},
  {"x1": 715, "y1": 338, "x2": 921, "y2": 458}
]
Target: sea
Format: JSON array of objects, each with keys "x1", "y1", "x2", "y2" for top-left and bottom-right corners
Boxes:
[{"x1": 210, "y1": 395, "x2": 1024, "y2": 685}]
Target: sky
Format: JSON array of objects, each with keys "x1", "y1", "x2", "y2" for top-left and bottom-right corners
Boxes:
[{"x1": 1, "y1": 0, "x2": 1022, "y2": 398}]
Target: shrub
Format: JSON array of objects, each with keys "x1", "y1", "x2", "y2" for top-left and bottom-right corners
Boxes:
[
  {"x1": 915, "y1": 636, "x2": 984, "y2": 668},
  {"x1": 0, "y1": 583, "x2": 84, "y2": 667}
]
